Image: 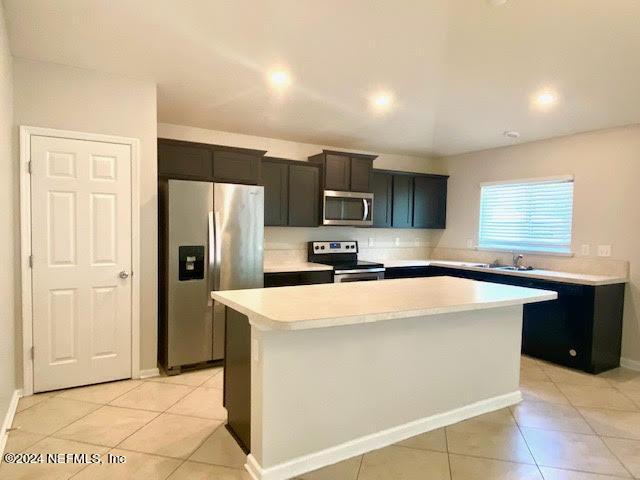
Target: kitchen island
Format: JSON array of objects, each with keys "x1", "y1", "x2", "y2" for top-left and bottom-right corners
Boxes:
[{"x1": 212, "y1": 276, "x2": 556, "y2": 480}]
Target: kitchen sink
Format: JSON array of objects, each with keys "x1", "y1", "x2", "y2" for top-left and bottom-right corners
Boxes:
[{"x1": 492, "y1": 265, "x2": 536, "y2": 271}]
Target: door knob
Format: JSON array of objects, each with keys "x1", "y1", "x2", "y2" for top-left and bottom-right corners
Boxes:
[{"x1": 119, "y1": 270, "x2": 130, "y2": 279}]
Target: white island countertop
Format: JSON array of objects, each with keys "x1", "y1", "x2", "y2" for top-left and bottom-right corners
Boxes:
[{"x1": 212, "y1": 276, "x2": 557, "y2": 331}]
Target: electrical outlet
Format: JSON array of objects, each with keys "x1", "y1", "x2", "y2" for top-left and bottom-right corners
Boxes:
[
  {"x1": 368, "y1": 237, "x2": 375, "y2": 247},
  {"x1": 394, "y1": 237, "x2": 400, "y2": 247},
  {"x1": 581, "y1": 244, "x2": 590, "y2": 256},
  {"x1": 597, "y1": 245, "x2": 612, "y2": 257},
  {"x1": 466, "y1": 239, "x2": 474, "y2": 249}
]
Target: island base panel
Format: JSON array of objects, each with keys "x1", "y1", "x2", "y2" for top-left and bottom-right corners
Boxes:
[
  {"x1": 224, "y1": 307, "x2": 251, "y2": 453},
  {"x1": 249, "y1": 305, "x2": 524, "y2": 477}
]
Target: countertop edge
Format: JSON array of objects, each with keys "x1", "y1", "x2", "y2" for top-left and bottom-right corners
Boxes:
[
  {"x1": 379, "y1": 260, "x2": 627, "y2": 286},
  {"x1": 426, "y1": 261, "x2": 628, "y2": 286},
  {"x1": 263, "y1": 262, "x2": 334, "y2": 274},
  {"x1": 211, "y1": 289, "x2": 557, "y2": 331}
]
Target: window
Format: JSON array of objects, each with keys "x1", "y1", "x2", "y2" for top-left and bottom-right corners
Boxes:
[{"x1": 478, "y1": 176, "x2": 574, "y2": 254}]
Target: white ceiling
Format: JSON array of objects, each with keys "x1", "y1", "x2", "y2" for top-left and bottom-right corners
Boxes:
[{"x1": 4, "y1": 0, "x2": 640, "y2": 156}]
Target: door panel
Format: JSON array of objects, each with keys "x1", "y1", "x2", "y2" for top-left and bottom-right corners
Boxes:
[
  {"x1": 213, "y1": 150, "x2": 260, "y2": 184},
  {"x1": 262, "y1": 160, "x2": 288, "y2": 226},
  {"x1": 350, "y1": 157, "x2": 372, "y2": 192},
  {"x1": 372, "y1": 172, "x2": 392, "y2": 228},
  {"x1": 324, "y1": 154, "x2": 350, "y2": 191},
  {"x1": 158, "y1": 142, "x2": 213, "y2": 178},
  {"x1": 167, "y1": 180, "x2": 214, "y2": 368},
  {"x1": 288, "y1": 164, "x2": 319, "y2": 227},
  {"x1": 413, "y1": 176, "x2": 447, "y2": 229},
  {"x1": 392, "y1": 175, "x2": 414, "y2": 228},
  {"x1": 213, "y1": 183, "x2": 264, "y2": 362},
  {"x1": 31, "y1": 135, "x2": 132, "y2": 392}
]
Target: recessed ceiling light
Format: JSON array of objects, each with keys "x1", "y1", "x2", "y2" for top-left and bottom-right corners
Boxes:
[
  {"x1": 503, "y1": 130, "x2": 520, "y2": 139},
  {"x1": 268, "y1": 70, "x2": 291, "y2": 89},
  {"x1": 371, "y1": 93, "x2": 393, "y2": 110},
  {"x1": 532, "y1": 89, "x2": 559, "y2": 110}
]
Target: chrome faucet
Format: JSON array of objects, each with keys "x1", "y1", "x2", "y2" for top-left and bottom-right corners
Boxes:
[{"x1": 513, "y1": 253, "x2": 524, "y2": 268}]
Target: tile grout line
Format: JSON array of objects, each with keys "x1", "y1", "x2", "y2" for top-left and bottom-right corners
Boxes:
[
  {"x1": 506, "y1": 403, "x2": 544, "y2": 479},
  {"x1": 444, "y1": 427, "x2": 453, "y2": 480},
  {"x1": 571, "y1": 403, "x2": 635, "y2": 479},
  {"x1": 355, "y1": 453, "x2": 364, "y2": 480}
]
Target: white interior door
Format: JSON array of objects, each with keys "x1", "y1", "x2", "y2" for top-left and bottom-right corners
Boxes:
[{"x1": 31, "y1": 135, "x2": 132, "y2": 392}]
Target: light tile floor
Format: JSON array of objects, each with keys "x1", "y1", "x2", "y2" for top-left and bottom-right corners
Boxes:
[{"x1": 2, "y1": 358, "x2": 640, "y2": 479}]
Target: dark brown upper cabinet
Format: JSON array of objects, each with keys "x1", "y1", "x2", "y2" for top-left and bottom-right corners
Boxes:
[
  {"x1": 213, "y1": 150, "x2": 261, "y2": 185},
  {"x1": 349, "y1": 157, "x2": 373, "y2": 192},
  {"x1": 158, "y1": 141, "x2": 213, "y2": 178},
  {"x1": 413, "y1": 175, "x2": 447, "y2": 229},
  {"x1": 309, "y1": 150, "x2": 376, "y2": 192},
  {"x1": 323, "y1": 153, "x2": 350, "y2": 191},
  {"x1": 372, "y1": 171, "x2": 393, "y2": 228},
  {"x1": 158, "y1": 138, "x2": 265, "y2": 185},
  {"x1": 262, "y1": 157, "x2": 320, "y2": 227},
  {"x1": 374, "y1": 169, "x2": 448, "y2": 230},
  {"x1": 262, "y1": 160, "x2": 288, "y2": 226},
  {"x1": 288, "y1": 164, "x2": 320, "y2": 227},
  {"x1": 392, "y1": 174, "x2": 414, "y2": 228}
]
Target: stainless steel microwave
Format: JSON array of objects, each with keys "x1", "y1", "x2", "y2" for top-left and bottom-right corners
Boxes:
[{"x1": 322, "y1": 190, "x2": 373, "y2": 226}]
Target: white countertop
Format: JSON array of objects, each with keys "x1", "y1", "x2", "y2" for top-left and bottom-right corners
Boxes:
[
  {"x1": 212, "y1": 276, "x2": 557, "y2": 331},
  {"x1": 263, "y1": 261, "x2": 333, "y2": 274},
  {"x1": 384, "y1": 260, "x2": 627, "y2": 286}
]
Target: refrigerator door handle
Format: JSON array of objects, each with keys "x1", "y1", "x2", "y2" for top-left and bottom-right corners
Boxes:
[
  {"x1": 208, "y1": 211, "x2": 215, "y2": 301},
  {"x1": 213, "y1": 211, "x2": 222, "y2": 291}
]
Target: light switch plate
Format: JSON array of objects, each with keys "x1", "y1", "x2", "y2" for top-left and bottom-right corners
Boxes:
[
  {"x1": 581, "y1": 244, "x2": 590, "y2": 256},
  {"x1": 368, "y1": 237, "x2": 375, "y2": 247},
  {"x1": 597, "y1": 245, "x2": 612, "y2": 257},
  {"x1": 466, "y1": 239, "x2": 474, "y2": 249},
  {"x1": 394, "y1": 237, "x2": 400, "y2": 246}
]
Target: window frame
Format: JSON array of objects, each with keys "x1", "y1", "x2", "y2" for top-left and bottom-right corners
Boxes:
[{"x1": 477, "y1": 175, "x2": 575, "y2": 257}]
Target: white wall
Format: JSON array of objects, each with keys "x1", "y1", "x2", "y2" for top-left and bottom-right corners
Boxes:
[
  {"x1": 158, "y1": 123, "x2": 444, "y2": 254},
  {"x1": 436, "y1": 125, "x2": 640, "y2": 364},
  {"x1": 13, "y1": 58, "x2": 159, "y2": 373},
  {"x1": 0, "y1": 2, "x2": 17, "y2": 418}
]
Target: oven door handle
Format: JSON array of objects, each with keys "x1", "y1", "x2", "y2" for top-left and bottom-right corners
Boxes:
[
  {"x1": 334, "y1": 268, "x2": 385, "y2": 275},
  {"x1": 362, "y1": 198, "x2": 369, "y2": 222}
]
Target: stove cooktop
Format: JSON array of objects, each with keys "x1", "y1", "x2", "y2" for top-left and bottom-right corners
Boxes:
[{"x1": 318, "y1": 260, "x2": 384, "y2": 271}]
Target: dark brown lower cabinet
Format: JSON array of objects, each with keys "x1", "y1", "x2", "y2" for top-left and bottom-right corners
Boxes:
[
  {"x1": 264, "y1": 270, "x2": 333, "y2": 287},
  {"x1": 385, "y1": 265, "x2": 625, "y2": 374}
]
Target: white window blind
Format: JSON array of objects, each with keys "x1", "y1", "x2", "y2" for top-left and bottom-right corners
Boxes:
[{"x1": 478, "y1": 177, "x2": 574, "y2": 254}]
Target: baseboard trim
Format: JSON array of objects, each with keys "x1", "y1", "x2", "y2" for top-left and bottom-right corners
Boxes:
[
  {"x1": 244, "y1": 390, "x2": 522, "y2": 480},
  {"x1": 138, "y1": 368, "x2": 160, "y2": 379},
  {"x1": 621, "y1": 357, "x2": 640, "y2": 372},
  {"x1": 0, "y1": 389, "x2": 23, "y2": 457}
]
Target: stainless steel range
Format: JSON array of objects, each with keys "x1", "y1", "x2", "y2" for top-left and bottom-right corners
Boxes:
[{"x1": 307, "y1": 241, "x2": 385, "y2": 282}]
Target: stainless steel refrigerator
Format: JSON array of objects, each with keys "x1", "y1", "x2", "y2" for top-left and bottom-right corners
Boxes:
[{"x1": 158, "y1": 179, "x2": 263, "y2": 373}]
